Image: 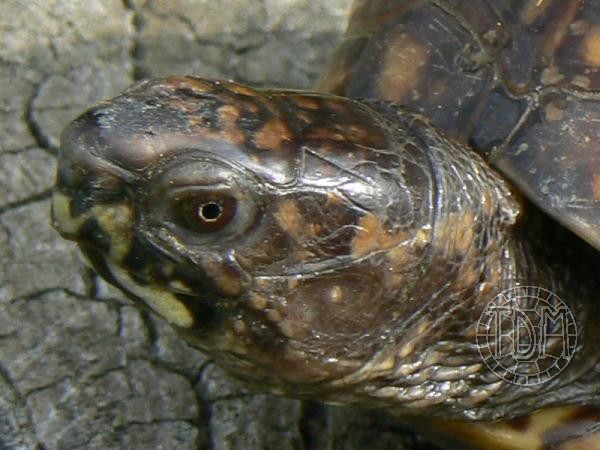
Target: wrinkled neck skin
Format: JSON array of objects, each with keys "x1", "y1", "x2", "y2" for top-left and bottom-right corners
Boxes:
[{"x1": 365, "y1": 103, "x2": 600, "y2": 422}]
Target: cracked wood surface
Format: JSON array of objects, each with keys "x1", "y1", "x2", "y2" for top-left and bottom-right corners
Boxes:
[{"x1": 0, "y1": 1, "x2": 437, "y2": 449}]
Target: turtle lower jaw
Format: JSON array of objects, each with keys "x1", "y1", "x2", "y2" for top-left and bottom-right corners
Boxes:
[
  {"x1": 178, "y1": 319, "x2": 367, "y2": 392},
  {"x1": 70, "y1": 237, "x2": 217, "y2": 332}
]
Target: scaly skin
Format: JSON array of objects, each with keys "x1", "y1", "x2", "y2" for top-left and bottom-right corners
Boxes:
[{"x1": 52, "y1": 77, "x2": 600, "y2": 449}]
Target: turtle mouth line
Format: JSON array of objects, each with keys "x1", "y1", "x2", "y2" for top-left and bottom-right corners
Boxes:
[
  {"x1": 68, "y1": 220, "x2": 200, "y2": 328},
  {"x1": 102, "y1": 258, "x2": 198, "y2": 328}
]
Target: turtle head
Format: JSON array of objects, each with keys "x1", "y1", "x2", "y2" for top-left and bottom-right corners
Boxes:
[
  {"x1": 52, "y1": 76, "x2": 516, "y2": 407},
  {"x1": 52, "y1": 76, "x2": 438, "y2": 393}
]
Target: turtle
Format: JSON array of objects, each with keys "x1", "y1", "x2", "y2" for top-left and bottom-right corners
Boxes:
[{"x1": 51, "y1": 0, "x2": 600, "y2": 449}]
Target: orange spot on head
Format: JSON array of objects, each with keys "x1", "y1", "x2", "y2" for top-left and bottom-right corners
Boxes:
[
  {"x1": 327, "y1": 192, "x2": 344, "y2": 205},
  {"x1": 352, "y1": 213, "x2": 381, "y2": 257},
  {"x1": 254, "y1": 118, "x2": 293, "y2": 150},
  {"x1": 306, "y1": 127, "x2": 348, "y2": 141},
  {"x1": 352, "y1": 213, "x2": 409, "y2": 258},
  {"x1": 275, "y1": 199, "x2": 304, "y2": 239},
  {"x1": 217, "y1": 104, "x2": 245, "y2": 144}
]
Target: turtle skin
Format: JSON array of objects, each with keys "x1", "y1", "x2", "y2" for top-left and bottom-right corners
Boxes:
[{"x1": 51, "y1": 1, "x2": 600, "y2": 450}]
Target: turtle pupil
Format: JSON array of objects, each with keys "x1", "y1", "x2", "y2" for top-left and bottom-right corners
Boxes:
[
  {"x1": 172, "y1": 193, "x2": 238, "y2": 233},
  {"x1": 199, "y1": 202, "x2": 222, "y2": 222}
]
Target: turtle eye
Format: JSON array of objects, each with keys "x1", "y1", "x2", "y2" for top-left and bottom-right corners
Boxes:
[{"x1": 173, "y1": 192, "x2": 238, "y2": 233}]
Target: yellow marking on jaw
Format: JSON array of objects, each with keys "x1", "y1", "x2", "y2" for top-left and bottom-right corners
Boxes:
[
  {"x1": 51, "y1": 192, "x2": 88, "y2": 234},
  {"x1": 106, "y1": 260, "x2": 194, "y2": 328},
  {"x1": 54, "y1": 194, "x2": 192, "y2": 328},
  {"x1": 92, "y1": 203, "x2": 133, "y2": 260},
  {"x1": 200, "y1": 260, "x2": 244, "y2": 297},
  {"x1": 52, "y1": 193, "x2": 134, "y2": 262}
]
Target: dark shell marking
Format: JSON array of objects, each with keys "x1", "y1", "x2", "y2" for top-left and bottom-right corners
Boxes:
[{"x1": 319, "y1": 0, "x2": 600, "y2": 251}]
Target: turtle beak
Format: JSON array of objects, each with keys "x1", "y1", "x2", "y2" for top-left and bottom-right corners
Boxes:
[
  {"x1": 51, "y1": 110, "x2": 132, "y2": 243},
  {"x1": 51, "y1": 104, "x2": 224, "y2": 332},
  {"x1": 51, "y1": 111, "x2": 137, "y2": 305}
]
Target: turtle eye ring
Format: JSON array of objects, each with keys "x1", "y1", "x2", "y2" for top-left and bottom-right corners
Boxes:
[{"x1": 173, "y1": 192, "x2": 238, "y2": 233}]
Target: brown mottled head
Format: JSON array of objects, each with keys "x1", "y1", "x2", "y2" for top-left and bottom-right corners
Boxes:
[{"x1": 52, "y1": 76, "x2": 519, "y2": 413}]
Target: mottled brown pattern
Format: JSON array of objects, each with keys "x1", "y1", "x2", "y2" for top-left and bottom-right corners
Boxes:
[
  {"x1": 351, "y1": 213, "x2": 408, "y2": 257},
  {"x1": 253, "y1": 118, "x2": 293, "y2": 150}
]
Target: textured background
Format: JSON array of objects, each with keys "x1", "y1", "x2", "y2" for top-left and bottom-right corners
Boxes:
[{"x1": 0, "y1": 1, "x2": 436, "y2": 449}]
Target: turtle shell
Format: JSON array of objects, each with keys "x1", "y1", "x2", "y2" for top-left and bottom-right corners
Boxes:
[{"x1": 319, "y1": 0, "x2": 600, "y2": 250}]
